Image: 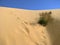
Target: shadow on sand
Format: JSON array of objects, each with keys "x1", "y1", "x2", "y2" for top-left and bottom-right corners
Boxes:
[{"x1": 46, "y1": 19, "x2": 60, "y2": 45}]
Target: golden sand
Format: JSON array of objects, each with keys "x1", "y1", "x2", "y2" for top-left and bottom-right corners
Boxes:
[{"x1": 0, "y1": 7, "x2": 60, "y2": 45}]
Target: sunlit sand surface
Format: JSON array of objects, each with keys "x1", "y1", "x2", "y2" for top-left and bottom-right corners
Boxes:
[{"x1": 0, "y1": 7, "x2": 60, "y2": 45}]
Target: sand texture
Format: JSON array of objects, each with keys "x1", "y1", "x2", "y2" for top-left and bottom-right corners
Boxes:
[{"x1": 0, "y1": 7, "x2": 60, "y2": 45}]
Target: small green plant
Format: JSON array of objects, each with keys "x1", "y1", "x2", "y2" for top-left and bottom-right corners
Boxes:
[{"x1": 38, "y1": 11, "x2": 52, "y2": 26}]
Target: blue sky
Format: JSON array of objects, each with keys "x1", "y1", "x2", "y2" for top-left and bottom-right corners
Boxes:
[{"x1": 0, "y1": 0, "x2": 60, "y2": 10}]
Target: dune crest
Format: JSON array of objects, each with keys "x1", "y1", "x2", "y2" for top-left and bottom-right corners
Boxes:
[{"x1": 0, "y1": 7, "x2": 60, "y2": 45}]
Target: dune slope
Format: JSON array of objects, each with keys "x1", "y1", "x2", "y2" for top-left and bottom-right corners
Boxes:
[{"x1": 0, "y1": 7, "x2": 60, "y2": 45}]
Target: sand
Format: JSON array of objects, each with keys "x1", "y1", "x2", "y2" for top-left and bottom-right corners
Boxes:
[{"x1": 0, "y1": 7, "x2": 60, "y2": 45}]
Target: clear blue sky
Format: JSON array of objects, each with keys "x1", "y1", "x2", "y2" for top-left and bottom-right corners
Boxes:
[{"x1": 0, "y1": 0, "x2": 60, "y2": 10}]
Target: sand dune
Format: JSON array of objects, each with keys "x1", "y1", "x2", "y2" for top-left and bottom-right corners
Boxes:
[{"x1": 0, "y1": 7, "x2": 60, "y2": 45}]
